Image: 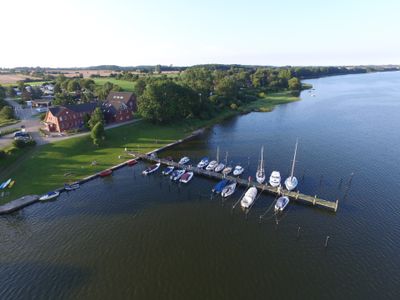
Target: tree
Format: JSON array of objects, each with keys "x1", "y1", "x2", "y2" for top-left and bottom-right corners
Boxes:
[
  {"x1": 31, "y1": 87, "x2": 43, "y2": 99},
  {"x1": 0, "y1": 85, "x2": 6, "y2": 99},
  {"x1": 67, "y1": 79, "x2": 81, "y2": 92},
  {"x1": 215, "y1": 76, "x2": 238, "y2": 99},
  {"x1": 288, "y1": 77, "x2": 301, "y2": 90},
  {"x1": 138, "y1": 79, "x2": 198, "y2": 123},
  {"x1": 6, "y1": 86, "x2": 16, "y2": 97},
  {"x1": 134, "y1": 77, "x2": 147, "y2": 96},
  {"x1": 83, "y1": 113, "x2": 91, "y2": 129},
  {"x1": 91, "y1": 121, "x2": 105, "y2": 146},
  {"x1": 181, "y1": 67, "x2": 213, "y2": 97},
  {"x1": 0, "y1": 106, "x2": 14, "y2": 120},
  {"x1": 88, "y1": 107, "x2": 104, "y2": 129}
]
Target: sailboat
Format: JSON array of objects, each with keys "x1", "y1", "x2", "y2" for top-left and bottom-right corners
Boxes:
[
  {"x1": 214, "y1": 148, "x2": 225, "y2": 172},
  {"x1": 284, "y1": 139, "x2": 299, "y2": 191},
  {"x1": 222, "y1": 152, "x2": 232, "y2": 175},
  {"x1": 206, "y1": 147, "x2": 220, "y2": 171},
  {"x1": 256, "y1": 146, "x2": 266, "y2": 184}
]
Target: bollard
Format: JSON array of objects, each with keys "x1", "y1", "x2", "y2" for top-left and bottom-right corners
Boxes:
[{"x1": 297, "y1": 226, "x2": 301, "y2": 238}]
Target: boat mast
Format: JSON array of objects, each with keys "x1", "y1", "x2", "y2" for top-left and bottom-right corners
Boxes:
[
  {"x1": 225, "y1": 151, "x2": 228, "y2": 165},
  {"x1": 290, "y1": 139, "x2": 298, "y2": 179},
  {"x1": 217, "y1": 146, "x2": 220, "y2": 163}
]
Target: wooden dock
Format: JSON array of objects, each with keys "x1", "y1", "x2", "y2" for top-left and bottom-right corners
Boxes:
[{"x1": 132, "y1": 152, "x2": 338, "y2": 212}]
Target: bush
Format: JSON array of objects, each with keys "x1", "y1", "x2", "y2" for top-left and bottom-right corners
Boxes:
[
  {"x1": 12, "y1": 138, "x2": 36, "y2": 149},
  {"x1": 230, "y1": 103, "x2": 238, "y2": 110},
  {"x1": 0, "y1": 150, "x2": 6, "y2": 159}
]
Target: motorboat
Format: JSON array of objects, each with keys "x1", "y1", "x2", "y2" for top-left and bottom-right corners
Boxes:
[
  {"x1": 142, "y1": 163, "x2": 160, "y2": 175},
  {"x1": 256, "y1": 146, "x2": 266, "y2": 184},
  {"x1": 99, "y1": 169, "x2": 112, "y2": 177},
  {"x1": 197, "y1": 157, "x2": 209, "y2": 169},
  {"x1": 221, "y1": 182, "x2": 237, "y2": 197},
  {"x1": 285, "y1": 139, "x2": 299, "y2": 191},
  {"x1": 0, "y1": 178, "x2": 12, "y2": 189},
  {"x1": 269, "y1": 171, "x2": 281, "y2": 187},
  {"x1": 64, "y1": 183, "x2": 80, "y2": 191},
  {"x1": 275, "y1": 196, "x2": 290, "y2": 212},
  {"x1": 222, "y1": 166, "x2": 233, "y2": 175},
  {"x1": 206, "y1": 160, "x2": 218, "y2": 171},
  {"x1": 214, "y1": 163, "x2": 225, "y2": 173},
  {"x1": 127, "y1": 159, "x2": 138, "y2": 166},
  {"x1": 240, "y1": 187, "x2": 257, "y2": 208},
  {"x1": 162, "y1": 166, "x2": 174, "y2": 175},
  {"x1": 39, "y1": 191, "x2": 60, "y2": 201},
  {"x1": 170, "y1": 169, "x2": 185, "y2": 181},
  {"x1": 233, "y1": 165, "x2": 244, "y2": 176},
  {"x1": 179, "y1": 157, "x2": 190, "y2": 165},
  {"x1": 179, "y1": 171, "x2": 194, "y2": 183},
  {"x1": 212, "y1": 179, "x2": 229, "y2": 193}
]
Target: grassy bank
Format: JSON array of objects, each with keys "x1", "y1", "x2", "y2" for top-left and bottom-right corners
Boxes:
[
  {"x1": 93, "y1": 78, "x2": 136, "y2": 92},
  {"x1": 0, "y1": 91, "x2": 298, "y2": 204},
  {"x1": 0, "y1": 119, "x2": 19, "y2": 128}
]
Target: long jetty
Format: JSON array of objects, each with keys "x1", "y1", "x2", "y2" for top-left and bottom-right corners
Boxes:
[{"x1": 133, "y1": 152, "x2": 339, "y2": 212}]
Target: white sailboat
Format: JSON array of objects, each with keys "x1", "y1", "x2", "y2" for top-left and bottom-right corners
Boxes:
[
  {"x1": 206, "y1": 147, "x2": 220, "y2": 171},
  {"x1": 284, "y1": 139, "x2": 299, "y2": 191},
  {"x1": 269, "y1": 171, "x2": 281, "y2": 187},
  {"x1": 256, "y1": 146, "x2": 266, "y2": 184},
  {"x1": 214, "y1": 148, "x2": 225, "y2": 172},
  {"x1": 222, "y1": 152, "x2": 232, "y2": 175}
]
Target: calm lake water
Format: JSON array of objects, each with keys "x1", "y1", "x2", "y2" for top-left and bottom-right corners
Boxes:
[{"x1": 1, "y1": 71, "x2": 400, "y2": 299}]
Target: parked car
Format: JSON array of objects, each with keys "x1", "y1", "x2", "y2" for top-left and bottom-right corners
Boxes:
[{"x1": 14, "y1": 131, "x2": 30, "y2": 140}]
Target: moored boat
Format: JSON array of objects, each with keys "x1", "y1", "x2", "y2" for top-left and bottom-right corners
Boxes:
[
  {"x1": 275, "y1": 196, "x2": 290, "y2": 212},
  {"x1": 256, "y1": 146, "x2": 266, "y2": 184},
  {"x1": 179, "y1": 157, "x2": 190, "y2": 165},
  {"x1": 162, "y1": 166, "x2": 174, "y2": 175},
  {"x1": 233, "y1": 165, "x2": 244, "y2": 176},
  {"x1": 284, "y1": 139, "x2": 299, "y2": 191},
  {"x1": 212, "y1": 179, "x2": 229, "y2": 193},
  {"x1": 142, "y1": 163, "x2": 161, "y2": 175},
  {"x1": 127, "y1": 159, "x2": 138, "y2": 166},
  {"x1": 8, "y1": 180, "x2": 16, "y2": 188},
  {"x1": 214, "y1": 163, "x2": 225, "y2": 173},
  {"x1": 240, "y1": 187, "x2": 257, "y2": 208},
  {"x1": 0, "y1": 178, "x2": 12, "y2": 189},
  {"x1": 179, "y1": 171, "x2": 194, "y2": 183},
  {"x1": 269, "y1": 171, "x2": 281, "y2": 187},
  {"x1": 221, "y1": 182, "x2": 237, "y2": 197},
  {"x1": 39, "y1": 191, "x2": 60, "y2": 201},
  {"x1": 222, "y1": 166, "x2": 232, "y2": 175},
  {"x1": 206, "y1": 160, "x2": 218, "y2": 171},
  {"x1": 197, "y1": 157, "x2": 209, "y2": 169},
  {"x1": 170, "y1": 169, "x2": 185, "y2": 181},
  {"x1": 99, "y1": 169, "x2": 113, "y2": 177},
  {"x1": 64, "y1": 183, "x2": 80, "y2": 191}
]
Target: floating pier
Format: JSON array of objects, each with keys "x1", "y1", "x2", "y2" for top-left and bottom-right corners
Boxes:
[{"x1": 132, "y1": 152, "x2": 339, "y2": 212}]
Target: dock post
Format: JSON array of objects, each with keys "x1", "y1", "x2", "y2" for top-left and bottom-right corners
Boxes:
[
  {"x1": 334, "y1": 200, "x2": 339, "y2": 212},
  {"x1": 313, "y1": 195, "x2": 316, "y2": 205},
  {"x1": 324, "y1": 236, "x2": 330, "y2": 248},
  {"x1": 296, "y1": 191, "x2": 299, "y2": 199}
]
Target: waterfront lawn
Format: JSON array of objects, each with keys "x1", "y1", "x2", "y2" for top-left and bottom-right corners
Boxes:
[
  {"x1": 0, "y1": 118, "x2": 20, "y2": 128},
  {"x1": 0, "y1": 91, "x2": 298, "y2": 204}
]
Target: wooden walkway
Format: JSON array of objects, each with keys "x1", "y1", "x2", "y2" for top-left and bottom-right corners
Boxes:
[{"x1": 132, "y1": 153, "x2": 338, "y2": 212}]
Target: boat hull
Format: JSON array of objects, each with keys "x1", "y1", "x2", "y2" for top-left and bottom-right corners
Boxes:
[
  {"x1": 284, "y1": 176, "x2": 298, "y2": 191},
  {"x1": 240, "y1": 187, "x2": 257, "y2": 208},
  {"x1": 39, "y1": 191, "x2": 60, "y2": 201},
  {"x1": 179, "y1": 172, "x2": 194, "y2": 183},
  {"x1": 221, "y1": 183, "x2": 237, "y2": 198},
  {"x1": 275, "y1": 196, "x2": 290, "y2": 212}
]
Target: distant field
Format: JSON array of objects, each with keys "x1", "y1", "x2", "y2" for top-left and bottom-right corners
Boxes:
[
  {"x1": 0, "y1": 74, "x2": 42, "y2": 85},
  {"x1": 93, "y1": 78, "x2": 136, "y2": 92}
]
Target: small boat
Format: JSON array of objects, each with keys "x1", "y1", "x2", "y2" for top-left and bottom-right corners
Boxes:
[
  {"x1": 240, "y1": 187, "x2": 257, "y2": 208},
  {"x1": 212, "y1": 179, "x2": 229, "y2": 193},
  {"x1": 170, "y1": 169, "x2": 185, "y2": 181},
  {"x1": 221, "y1": 182, "x2": 237, "y2": 197},
  {"x1": 256, "y1": 146, "x2": 266, "y2": 184},
  {"x1": 127, "y1": 159, "x2": 138, "y2": 166},
  {"x1": 285, "y1": 139, "x2": 299, "y2": 191},
  {"x1": 197, "y1": 157, "x2": 209, "y2": 169},
  {"x1": 142, "y1": 163, "x2": 161, "y2": 175},
  {"x1": 64, "y1": 183, "x2": 80, "y2": 191},
  {"x1": 269, "y1": 171, "x2": 281, "y2": 187},
  {"x1": 39, "y1": 191, "x2": 60, "y2": 201},
  {"x1": 214, "y1": 163, "x2": 225, "y2": 173},
  {"x1": 179, "y1": 157, "x2": 190, "y2": 165},
  {"x1": 179, "y1": 171, "x2": 194, "y2": 183},
  {"x1": 162, "y1": 166, "x2": 174, "y2": 175},
  {"x1": 233, "y1": 165, "x2": 244, "y2": 176},
  {"x1": 0, "y1": 178, "x2": 12, "y2": 189},
  {"x1": 222, "y1": 166, "x2": 232, "y2": 175},
  {"x1": 99, "y1": 169, "x2": 113, "y2": 177},
  {"x1": 8, "y1": 180, "x2": 15, "y2": 188},
  {"x1": 275, "y1": 196, "x2": 290, "y2": 212},
  {"x1": 206, "y1": 160, "x2": 218, "y2": 171}
]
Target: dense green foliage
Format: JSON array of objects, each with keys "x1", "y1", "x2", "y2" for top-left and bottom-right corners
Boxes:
[
  {"x1": 91, "y1": 121, "x2": 105, "y2": 146},
  {"x1": 88, "y1": 107, "x2": 104, "y2": 129}
]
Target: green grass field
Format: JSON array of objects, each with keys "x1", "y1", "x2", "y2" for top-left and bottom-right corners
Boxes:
[
  {"x1": 93, "y1": 78, "x2": 136, "y2": 92},
  {"x1": 0, "y1": 92, "x2": 298, "y2": 204}
]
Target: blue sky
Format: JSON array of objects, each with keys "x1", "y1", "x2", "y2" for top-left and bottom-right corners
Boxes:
[{"x1": 1, "y1": 0, "x2": 399, "y2": 67}]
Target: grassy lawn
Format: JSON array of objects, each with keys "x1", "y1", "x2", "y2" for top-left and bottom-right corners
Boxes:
[
  {"x1": 0, "y1": 91, "x2": 298, "y2": 204},
  {"x1": 0, "y1": 118, "x2": 20, "y2": 128},
  {"x1": 93, "y1": 78, "x2": 136, "y2": 92}
]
